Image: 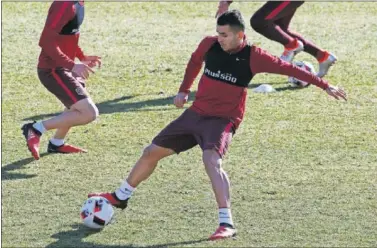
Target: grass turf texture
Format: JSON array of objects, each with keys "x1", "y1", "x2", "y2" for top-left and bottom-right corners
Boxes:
[{"x1": 2, "y1": 2, "x2": 377, "y2": 247}]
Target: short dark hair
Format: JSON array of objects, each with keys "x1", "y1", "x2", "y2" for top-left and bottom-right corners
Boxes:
[{"x1": 217, "y1": 9, "x2": 245, "y2": 32}]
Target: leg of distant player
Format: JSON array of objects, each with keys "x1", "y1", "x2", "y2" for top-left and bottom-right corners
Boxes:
[
  {"x1": 250, "y1": 1, "x2": 337, "y2": 76},
  {"x1": 281, "y1": 25, "x2": 337, "y2": 77},
  {"x1": 250, "y1": 1, "x2": 305, "y2": 62},
  {"x1": 41, "y1": 98, "x2": 98, "y2": 130},
  {"x1": 51, "y1": 109, "x2": 70, "y2": 139},
  {"x1": 275, "y1": 14, "x2": 325, "y2": 59},
  {"x1": 23, "y1": 98, "x2": 98, "y2": 158},
  {"x1": 48, "y1": 108, "x2": 71, "y2": 147},
  {"x1": 22, "y1": 68, "x2": 98, "y2": 159},
  {"x1": 48, "y1": 76, "x2": 91, "y2": 147}
]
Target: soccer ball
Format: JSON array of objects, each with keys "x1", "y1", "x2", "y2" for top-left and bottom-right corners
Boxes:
[
  {"x1": 288, "y1": 61, "x2": 316, "y2": 87},
  {"x1": 80, "y1": 196, "x2": 114, "y2": 229}
]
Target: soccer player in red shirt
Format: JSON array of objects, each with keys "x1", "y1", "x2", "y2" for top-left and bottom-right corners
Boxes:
[
  {"x1": 216, "y1": 1, "x2": 337, "y2": 78},
  {"x1": 89, "y1": 10, "x2": 346, "y2": 240},
  {"x1": 21, "y1": 1, "x2": 101, "y2": 160}
]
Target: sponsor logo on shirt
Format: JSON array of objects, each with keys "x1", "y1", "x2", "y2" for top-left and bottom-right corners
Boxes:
[{"x1": 204, "y1": 68, "x2": 238, "y2": 83}]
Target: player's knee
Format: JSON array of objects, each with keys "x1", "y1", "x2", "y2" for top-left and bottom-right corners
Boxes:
[
  {"x1": 141, "y1": 144, "x2": 174, "y2": 162},
  {"x1": 82, "y1": 102, "x2": 98, "y2": 123},
  {"x1": 250, "y1": 14, "x2": 266, "y2": 33},
  {"x1": 141, "y1": 144, "x2": 157, "y2": 160},
  {"x1": 91, "y1": 104, "x2": 99, "y2": 121},
  {"x1": 71, "y1": 98, "x2": 98, "y2": 123},
  {"x1": 203, "y1": 150, "x2": 222, "y2": 169}
]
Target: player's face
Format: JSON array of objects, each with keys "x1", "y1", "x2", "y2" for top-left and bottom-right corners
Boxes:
[{"x1": 216, "y1": 25, "x2": 243, "y2": 52}]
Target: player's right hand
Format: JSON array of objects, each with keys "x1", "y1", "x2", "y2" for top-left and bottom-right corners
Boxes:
[
  {"x1": 174, "y1": 92, "x2": 188, "y2": 108},
  {"x1": 325, "y1": 85, "x2": 347, "y2": 101},
  {"x1": 72, "y1": 63, "x2": 94, "y2": 80},
  {"x1": 215, "y1": 1, "x2": 231, "y2": 18}
]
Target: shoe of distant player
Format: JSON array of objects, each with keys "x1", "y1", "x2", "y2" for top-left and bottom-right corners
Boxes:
[
  {"x1": 88, "y1": 192, "x2": 129, "y2": 210},
  {"x1": 317, "y1": 52, "x2": 337, "y2": 78},
  {"x1": 209, "y1": 223, "x2": 237, "y2": 241},
  {"x1": 21, "y1": 122, "x2": 42, "y2": 160},
  {"x1": 280, "y1": 40, "x2": 304, "y2": 62},
  {"x1": 47, "y1": 142, "x2": 87, "y2": 154}
]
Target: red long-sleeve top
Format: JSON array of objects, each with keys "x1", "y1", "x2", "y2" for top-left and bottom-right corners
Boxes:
[
  {"x1": 179, "y1": 36, "x2": 329, "y2": 129},
  {"x1": 38, "y1": 1, "x2": 85, "y2": 70}
]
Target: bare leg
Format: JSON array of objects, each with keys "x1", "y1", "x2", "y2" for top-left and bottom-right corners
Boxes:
[
  {"x1": 126, "y1": 144, "x2": 176, "y2": 187},
  {"x1": 42, "y1": 98, "x2": 98, "y2": 131},
  {"x1": 52, "y1": 108, "x2": 71, "y2": 140},
  {"x1": 202, "y1": 149, "x2": 230, "y2": 208}
]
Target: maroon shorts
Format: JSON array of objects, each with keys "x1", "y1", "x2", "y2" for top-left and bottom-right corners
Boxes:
[
  {"x1": 152, "y1": 109, "x2": 235, "y2": 158},
  {"x1": 37, "y1": 67, "x2": 89, "y2": 108}
]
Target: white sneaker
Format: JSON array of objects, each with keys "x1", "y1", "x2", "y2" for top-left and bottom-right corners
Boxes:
[
  {"x1": 280, "y1": 40, "x2": 304, "y2": 62},
  {"x1": 317, "y1": 52, "x2": 337, "y2": 78}
]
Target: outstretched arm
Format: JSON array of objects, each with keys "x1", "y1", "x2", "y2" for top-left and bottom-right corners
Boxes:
[{"x1": 250, "y1": 46, "x2": 347, "y2": 100}]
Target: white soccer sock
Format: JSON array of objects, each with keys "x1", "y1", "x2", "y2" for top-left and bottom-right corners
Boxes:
[
  {"x1": 115, "y1": 180, "x2": 135, "y2": 200},
  {"x1": 32, "y1": 121, "x2": 46, "y2": 134},
  {"x1": 50, "y1": 138, "x2": 64, "y2": 146},
  {"x1": 219, "y1": 208, "x2": 234, "y2": 227}
]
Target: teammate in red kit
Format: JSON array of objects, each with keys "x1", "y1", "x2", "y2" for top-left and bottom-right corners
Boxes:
[
  {"x1": 216, "y1": 1, "x2": 337, "y2": 78},
  {"x1": 89, "y1": 10, "x2": 346, "y2": 240},
  {"x1": 22, "y1": 1, "x2": 101, "y2": 160}
]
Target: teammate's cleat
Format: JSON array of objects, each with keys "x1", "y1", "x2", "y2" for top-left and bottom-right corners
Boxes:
[
  {"x1": 317, "y1": 52, "x2": 337, "y2": 78},
  {"x1": 280, "y1": 40, "x2": 304, "y2": 62},
  {"x1": 47, "y1": 142, "x2": 87, "y2": 154},
  {"x1": 88, "y1": 192, "x2": 129, "y2": 210},
  {"x1": 21, "y1": 122, "x2": 42, "y2": 160},
  {"x1": 209, "y1": 223, "x2": 237, "y2": 241}
]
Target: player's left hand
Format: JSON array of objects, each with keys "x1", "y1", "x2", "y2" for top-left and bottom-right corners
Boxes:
[
  {"x1": 82, "y1": 55, "x2": 102, "y2": 69},
  {"x1": 325, "y1": 85, "x2": 347, "y2": 101},
  {"x1": 215, "y1": 1, "x2": 231, "y2": 18}
]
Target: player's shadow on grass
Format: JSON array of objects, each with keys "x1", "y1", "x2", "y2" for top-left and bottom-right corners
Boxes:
[
  {"x1": 22, "y1": 92, "x2": 197, "y2": 121},
  {"x1": 2, "y1": 153, "x2": 50, "y2": 181},
  {"x1": 46, "y1": 224, "x2": 208, "y2": 248}
]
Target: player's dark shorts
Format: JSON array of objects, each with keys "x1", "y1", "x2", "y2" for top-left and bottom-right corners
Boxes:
[
  {"x1": 252, "y1": 1, "x2": 304, "y2": 22},
  {"x1": 37, "y1": 67, "x2": 88, "y2": 108},
  {"x1": 152, "y1": 109, "x2": 236, "y2": 158}
]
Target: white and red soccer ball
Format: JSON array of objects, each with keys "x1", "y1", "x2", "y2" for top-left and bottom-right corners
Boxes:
[
  {"x1": 80, "y1": 196, "x2": 114, "y2": 229},
  {"x1": 288, "y1": 61, "x2": 316, "y2": 87}
]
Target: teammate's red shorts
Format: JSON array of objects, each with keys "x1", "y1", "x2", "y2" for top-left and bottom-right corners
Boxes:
[{"x1": 37, "y1": 67, "x2": 88, "y2": 108}]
